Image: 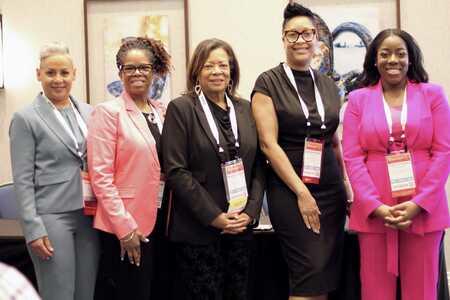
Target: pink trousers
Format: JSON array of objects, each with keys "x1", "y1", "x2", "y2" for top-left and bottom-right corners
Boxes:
[{"x1": 358, "y1": 230, "x2": 443, "y2": 300}]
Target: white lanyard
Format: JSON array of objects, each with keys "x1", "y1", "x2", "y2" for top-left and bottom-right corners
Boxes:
[
  {"x1": 382, "y1": 90, "x2": 407, "y2": 140},
  {"x1": 282, "y1": 63, "x2": 326, "y2": 129},
  {"x1": 198, "y1": 91, "x2": 239, "y2": 152},
  {"x1": 45, "y1": 96, "x2": 87, "y2": 157},
  {"x1": 149, "y1": 104, "x2": 163, "y2": 134}
]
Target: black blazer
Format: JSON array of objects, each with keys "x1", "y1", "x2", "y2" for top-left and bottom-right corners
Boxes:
[{"x1": 162, "y1": 94, "x2": 266, "y2": 245}]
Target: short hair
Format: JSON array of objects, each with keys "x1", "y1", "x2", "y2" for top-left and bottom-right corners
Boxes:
[
  {"x1": 115, "y1": 37, "x2": 171, "y2": 76},
  {"x1": 186, "y1": 38, "x2": 240, "y2": 97},
  {"x1": 282, "y1": 2, "x2": 316, "y2": 30},
  {"x1": 360, "y1": 28, "x2": 429, "y2": 87},
  {"x1": 39, "y1": 42, "x2": 71, "y2": 64}
]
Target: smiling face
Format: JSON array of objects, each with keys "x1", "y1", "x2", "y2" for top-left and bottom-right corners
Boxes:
[
  {"x1": 198, "y1": 47, "x2": 230, "y2": 97},
  {"x1": 36, "y1": 54, "x2": 76, "y2": 103},
  {"x1": 283, "y1": 16, "x2": 317, "y2": 70},
  {"x1": 119, "y1": 49, "x2": 153, "y2": 98},
  {"x1": 376, "y1": 35, "x2": 409, "y2": 89}
]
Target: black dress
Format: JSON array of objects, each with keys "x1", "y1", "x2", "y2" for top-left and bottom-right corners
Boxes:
[{"x1": 252, "y1": 64, "x2": 346, "y2": 296}]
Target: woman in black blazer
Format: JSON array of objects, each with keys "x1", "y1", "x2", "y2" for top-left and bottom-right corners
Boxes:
[{"x1": 162, "y1": 38, "x2": 265, "y2": 300}]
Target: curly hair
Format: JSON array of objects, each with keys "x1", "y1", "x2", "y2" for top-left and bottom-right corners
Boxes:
[
  {"x1": 116, "y1": 36, "x2": 171, "y2": 76},
  {"x1": 360, "y1": 28, "x2": 428, "y2": 87}
]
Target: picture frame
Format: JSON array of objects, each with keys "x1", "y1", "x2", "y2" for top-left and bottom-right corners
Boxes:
[
  {"x1": 301, "y1": 0, "x2": 401, "y2": 97},
  {"x1": 83, "y1": 0, "x2": 190, "y2": 105}
]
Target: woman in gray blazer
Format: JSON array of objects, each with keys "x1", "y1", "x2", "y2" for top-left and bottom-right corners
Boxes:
[{"x1": 9, "y1": 42, "x2": 99, "y2": 300}]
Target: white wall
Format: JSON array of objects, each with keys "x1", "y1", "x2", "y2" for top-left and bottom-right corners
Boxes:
[
  {"x1": 0, "y1": 0, "x2": 450, "y2": 268},
  {"x1": 0, "y1": 0, "x2": 86, "y2": 184}
]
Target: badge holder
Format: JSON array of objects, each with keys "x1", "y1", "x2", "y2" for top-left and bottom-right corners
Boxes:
[
  {"x1": 157, "y1": 173, "x2": 166, "y2": 209},
  {"x1": 81, "y1": 160, "x2": 97, "y2": 216},
  {"x1": 385, "y1": 146, "x2": 416, "y2": 198},
  {"x1": 221, "y1": 158, "x2": 248, "y2": 214},
  {"x1": 302, "y1": 137, "x2": 324, "y2": 184}
]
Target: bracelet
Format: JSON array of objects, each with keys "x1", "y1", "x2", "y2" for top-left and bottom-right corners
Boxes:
[{"x1": 121, "y1": 231, "x2": 135, "y2": 243}]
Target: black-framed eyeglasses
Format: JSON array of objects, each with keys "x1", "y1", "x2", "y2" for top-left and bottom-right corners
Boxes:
[
  {"x1": 284, "y1": 29, "x2": 316, "y2": 43},
  {"x1": 120, "y1": 64, "x2": 152, "y2": 75}
]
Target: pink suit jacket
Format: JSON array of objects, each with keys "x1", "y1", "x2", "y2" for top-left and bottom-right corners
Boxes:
[
  {"x1": 87, "y1": 92, "x2": 163, "y2": 239},
  {"x1": 343, "y1": 81, "x2": 450, "y2": 235}
]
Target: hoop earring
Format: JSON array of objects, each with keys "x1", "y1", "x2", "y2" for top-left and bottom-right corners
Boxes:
[
  {"x1": 194, "y1": 81, "x2": 202, "y2": 96},
  {"x1": 227, "y1": 80, "x2": 233, "y2": 94}
]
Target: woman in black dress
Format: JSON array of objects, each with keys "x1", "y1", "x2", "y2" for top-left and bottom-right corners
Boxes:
[{"x1": 251, "y1": 3, "x2": 348, "y2": 300}]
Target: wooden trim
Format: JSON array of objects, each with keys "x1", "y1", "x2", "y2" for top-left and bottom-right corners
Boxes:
[
  {"x1": 184, "y1": 0, "x2": 190, "y2": 67},
  {"x1": 83, "y1": 0, "x2": 91, "y2": 103},
  {"x1": 396, "y1": 0, "x2": 401, "y2": 29}
]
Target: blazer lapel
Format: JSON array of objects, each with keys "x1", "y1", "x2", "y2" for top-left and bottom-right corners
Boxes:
[
  {"x1": 405, "y1": 82, "x2": 422, "y2": 147},
  {"x1": 193, "y1": 95, "x2": 221, "y2": 159},
  {"x1": 121, "y1": 92, "x2": 159, "y2": 164},
  {"x1": 371, "y1": 82, "x2": 390, "y2": 149},
  {"x1": 33, "y1": 93, "x2": 79, "y2": 157}
]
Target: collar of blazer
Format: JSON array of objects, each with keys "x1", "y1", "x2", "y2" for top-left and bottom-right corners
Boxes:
[
  {"x1": 34, "y1": 92, "x2": 88, "y2": 158},
  {"x1": 120, "y1": 91, "x2": 160, "y2": 164},
  {"x1": 371, "y1": 80, "x2": 423, "y2": 149},
  {"x1": 192, "y1": 94, "x2": 248, "y2": 160}
]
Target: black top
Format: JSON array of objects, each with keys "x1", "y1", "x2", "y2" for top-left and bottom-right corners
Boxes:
[
  {"x1": 142, "y1": 112, "x2": 162, "y2": 161},
  {"x1": 206, "y1": 98, "x2": 239, "y2": 162},
  {"x1": 252, "y1": 63, "x2": 342, "y2": 185}
]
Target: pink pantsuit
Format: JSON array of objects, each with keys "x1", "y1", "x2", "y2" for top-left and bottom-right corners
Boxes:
[{"x1": 342, "y1": 81, "x2": 450, "y2": 300}]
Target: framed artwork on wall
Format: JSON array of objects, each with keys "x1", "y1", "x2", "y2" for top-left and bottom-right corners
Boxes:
[
  {"x1": 294, "y1": 0, "x2": 401, "y2": 98},
  {"x1": 83, "y1": 0, "x2": 190, "y2": 105}
]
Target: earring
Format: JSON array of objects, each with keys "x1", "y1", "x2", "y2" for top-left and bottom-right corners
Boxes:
[
  {"x1": 194, "y1": 81, "x2": 202, "y2": 96},
  {"x1": 227, "y1": 79, "x2": 233, "y2": 94}
]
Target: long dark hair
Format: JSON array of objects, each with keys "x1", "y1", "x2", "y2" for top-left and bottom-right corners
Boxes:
[
  {"x1": 186, "y1": 38, "x2": 240, "y2": 97},
  {"x1": 360, "y1": 28, "x2": 428, "y2": 87}
]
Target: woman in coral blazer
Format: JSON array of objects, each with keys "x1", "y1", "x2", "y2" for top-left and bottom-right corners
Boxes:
[
  {"x1": 342, "y1": 29, "x2": 450, "y2": 300},
  {"x1": 87, "y1": 37, "x2": 171, "y2": 300}
]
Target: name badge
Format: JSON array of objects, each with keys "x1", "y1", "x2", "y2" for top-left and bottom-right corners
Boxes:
[
  {"x1": 81, "y1": 171, "x2": 97, "y2": 215},
  {"x1": 302, "y1": 138, "x2": 324, "y2": 184},
  {"x1": 386, "y1": 152, "x2": 416, "y2": 198},
  {"x1": 157, "y1": 174, "x2": 165, "y2": 209},
  {"x1": 222, "y1": 158, "x2": 248, "y2": 214}
]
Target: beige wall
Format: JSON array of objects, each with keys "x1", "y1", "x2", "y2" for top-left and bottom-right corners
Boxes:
[
  {"x1": 0, "y1": 0, "x2": 449, "y2": 265},
  {"x1": 0, "y1": 0, "x2": 86, "y2": 184},
  {"x1": 1, "y1": 0, "x2": 449, "y2": 182}
]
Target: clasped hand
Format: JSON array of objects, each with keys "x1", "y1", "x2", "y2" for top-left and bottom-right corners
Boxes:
[
  {"x1": 374, "y1": 201, "x2": 421, "y2": 230},
  {"x1": 211, "y1": 212, "x2": 251, "y2": 234}
]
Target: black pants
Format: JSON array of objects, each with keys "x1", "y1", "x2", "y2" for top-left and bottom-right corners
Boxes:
[
  {"x1": 173, "y1": 237, "x2": 251, "y2": 300},
  {"x1": 94, "y1": 231, "x2": 154, "y2": 300}
]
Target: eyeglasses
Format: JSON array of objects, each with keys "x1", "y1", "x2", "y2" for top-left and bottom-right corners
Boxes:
[
  {"x1": 120, "y1": 64, "x2": 152, "y2": 75},
  {"x1": 284, "y1": 29, "x2": 316, "y2": 43}
]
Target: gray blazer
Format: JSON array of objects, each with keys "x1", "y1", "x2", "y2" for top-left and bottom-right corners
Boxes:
[{"x1": 9, "y1": 93, "x2": 93, "y2": 243}]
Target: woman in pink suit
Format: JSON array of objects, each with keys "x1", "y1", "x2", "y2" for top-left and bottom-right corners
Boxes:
[
  {"x1": 342, "y1": 28, "x2": 450, "y2": 300},
  {"x1": 87, "y1": 37, "x2": 170, "y2": 300}
]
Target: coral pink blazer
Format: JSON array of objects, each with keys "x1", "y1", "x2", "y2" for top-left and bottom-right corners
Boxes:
[
  {"x1": 87, "y1": 92, "x2": 163, "y2": 238},
  {"x1": 343, "y1": 81, "x2": 450, "y2": 234}
]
